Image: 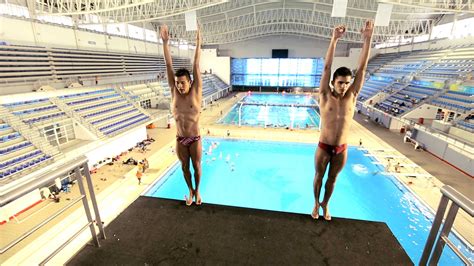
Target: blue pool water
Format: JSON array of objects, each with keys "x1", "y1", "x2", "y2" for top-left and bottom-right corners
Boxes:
[
  {"x1": 145, "y1": 138, "x2": 473, "y2": 265},
  {"x1": 219, "y1": 93, "x2": 320, "y2": 129}
]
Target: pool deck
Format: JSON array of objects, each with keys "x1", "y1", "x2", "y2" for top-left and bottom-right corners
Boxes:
[
  {"x1": 67, "y1": 197, "x2": 411, "y2": 265},
  {"x1": 1, "y1": 92, "x2": 472, "y2": 265}
]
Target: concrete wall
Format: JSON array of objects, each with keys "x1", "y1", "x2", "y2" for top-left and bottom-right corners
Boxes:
[
  {"x1": 0, "y1": 17, "x2": 36, "y2": 46},
  {"x1": 412, "y1": 129, "x2": 473, "y2": 175},
  {"x1": 449, "y1": 126, "x2": 473, "y2": 143},
  {"x1": 360, "y1": 105, "x2": 392, "y2": 128},
  {"x1": 35, "y1": 22, "x2": 76, "y2": 48},
  {"x1": 73, "y1": 120, "x2": 98, "y2": 141},
  {"x1": 217, "y1": 36, "x2": 347, "y2": 58},
  {"x1": 333, "y1": 48, "x2": 378, "y2": 74},
  {"x1": 389, "y1": 117, "x2": 405, "y2": 131},
  {"x1": 402, "y1": 104, "x2": 439, "y2": 120},
  {"x1": 0, "y1": 189, "x2": 41, "y2": 223},
  {"x1": 84, "y1": 127, "x2": 147, "y2": 168},
  {"x1": 201, "y1": 49, "x2": 231, "y2": 84},
  {"x1": 0, "y1": 16, "x2": 189, "y2": 57}
]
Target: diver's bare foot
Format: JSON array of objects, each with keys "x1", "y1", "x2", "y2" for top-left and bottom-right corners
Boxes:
[
  {"x1": 195, "y1": 191, "x2": 202, "y2": 205},
  {"x1": 321, "y1": 203, "x2": 331, "y2": 221},
  {"x1": 185, "y1": 191, "x2": 194, "y2": 206},
  {"x1": 311, "y1": 202, "x2": 320, "y2": 219}
]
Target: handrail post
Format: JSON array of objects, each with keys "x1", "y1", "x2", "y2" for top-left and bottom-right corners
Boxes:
[
  {"x1": 419, "y1": 185, "x2": 474, "y2": 265},
  {"x1": 429, "y1": 203, "x2": 459, "y2": 264},
  {"x1": 75, "y1": 167, "x2": 100, "y2": 247},
  {"x1": 419, "y1": 195, "x2": 449, "y2": 265},
  {"x1": 83, "y1": 163, "x2": 106, "y2": 239}
]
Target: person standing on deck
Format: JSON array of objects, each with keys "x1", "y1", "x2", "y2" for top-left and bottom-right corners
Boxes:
[
  {"x1": 312, "y1": 20, "x2": 374, "y2": 220},
  {"x1": 161, "y1": 24, "x2": 203, "y2": 206}
]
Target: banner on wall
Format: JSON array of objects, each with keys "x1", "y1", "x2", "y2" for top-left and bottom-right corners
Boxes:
[
  {"x1": 411, "y1": 80, "x2": 444, "y2": 89},
  {"x1": 449, "y1": 84, "x2": 474, "y2": 94},
  {"x1": 371, "y1": 75, "x2": 393, "y2": 82}
]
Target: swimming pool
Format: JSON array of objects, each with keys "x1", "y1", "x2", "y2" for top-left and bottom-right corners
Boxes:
[
  {"x1": 218, "y1": 93, "x2": 320, "y2": 129},
  {"x1": 145, "y1": 138, "x2": 473, "y2": 265},
  {"x1": 241, "y1": 93, "x2": 317, "y2": 105}
]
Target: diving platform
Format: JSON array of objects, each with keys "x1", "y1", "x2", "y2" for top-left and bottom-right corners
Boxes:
[{"x1": 69, "y1": 197, "x2": 411, "y2": 265}]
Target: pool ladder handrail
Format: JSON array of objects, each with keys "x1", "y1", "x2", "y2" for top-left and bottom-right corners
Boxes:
[{"x1": 419, "y1": 185, "x2": 474, "y2": 265}]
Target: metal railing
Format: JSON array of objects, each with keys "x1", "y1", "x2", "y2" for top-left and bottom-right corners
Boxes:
[
  {"x1": 0, "y1": 156, "x2": 106, "y2": 265},
  {"x1": 420, "y1": 185, "x2": 474, "y2": 265}
]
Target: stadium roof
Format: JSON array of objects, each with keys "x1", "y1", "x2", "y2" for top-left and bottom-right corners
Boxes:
[{"x1": 30, "y1": 0, "x2": 474, "y2": 44}]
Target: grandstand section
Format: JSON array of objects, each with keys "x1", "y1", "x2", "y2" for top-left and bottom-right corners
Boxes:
[
  {"x1": 202, "y1": 74, "x2": 231, "y2": 106},
  {"x1": 374, "y1": 80, "x2": 442, "y2": 116},
  {"x1": 431, "y1": 89, "x2": 473, "y2": 113},
  {"x1": 0, "y1": 119, "x2": 53, "y2": 180},
  {"x1": 358, "y1": 77, "x2": 393, "y2": 102},
  {"x1": 418, "y1": 45, "x2": 474, "y2": 82},
  {"x1": 122, "y1": 83, "x2": 157, "y2": 102},
  {"x1": 4, "y1": 98, "x2": 67, "y2": 126},
  {"x1": 156, "y1": 74, "x2": 230, "y2": 107},
  {"x1": 59, "y1": 88, "x2": 151, "y2": 136},
  {"x1": 367, "y1": 52, "x2": 400, "y2": 73},
  {"x1": 0, "y1": 44, "x2": 191, "y2": 86},
  {"x1": 203, "y1": 74, "x2": 230, "y2": 97},
  {"x1": 148, "y1": 81, "x2": 171, "y2": 99},
  {"x1": 121, "y1": 81, "x2": 171, "y2": 114},
  {"x1": 374, "y1": 48, "x2": 450, "y2": 80},
  {"x1": 456, "y1": 118, "x2": 474, "y2": 133}
]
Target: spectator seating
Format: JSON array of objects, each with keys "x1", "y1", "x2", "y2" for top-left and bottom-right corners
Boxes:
[
  {"x1": 375, "y1": 49, "x2": 450, "y2": 79},
  {"x1": 419, "y1": 46, "x2": 474, "y2": 81},
  {"x1": 153, "y1": 74, "x2": 229, "y2": 101},
  {"x1": 375, "y1": 81, "x2": 441, "y2": 116},
  {"x1": 0, "y1": 44, "x2": 191, "y2": 83},
  {"x1": 358, "y1": 77, "x2": 393, "y2": 101},
  {"x1": 122, "y1": 84, "x2": 159, "y2": 101},
  {"x1": 0, "y1": 119, "x2": 52, "y2": 179},
  {"x1": 3, "y1": 98, "x2": 67, "y2": 125},
  {"x1": 148, "y1": 82, "x2": 171, "y2": 98},
  {"x1": 431, "y1": 89, "x2": 473, "y2": 113},
  {"x1": 59, "y1": 88, "x2": 150, "y2": 136},
  {"x1": 367, "y1": 52, "x2": 402, "y2": 73},
  {"x1": 456, "y1": 118, "x2": 474, "y2": 132},
  {"x1": 203, "y1": 74, "x2": 231, "y2": 98}
]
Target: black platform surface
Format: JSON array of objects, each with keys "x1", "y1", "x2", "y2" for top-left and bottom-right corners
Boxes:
[{"x1": 68, "y1": 197, "x2": 412, "y2": 265}]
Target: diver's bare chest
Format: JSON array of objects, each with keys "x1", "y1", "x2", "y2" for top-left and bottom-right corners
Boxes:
[
  {"x1": 174, "y1": 99, "x2": 200, "y2": 113},
  {"x1": 321, "y1": 98, "x2": 352, "y2": 113}
]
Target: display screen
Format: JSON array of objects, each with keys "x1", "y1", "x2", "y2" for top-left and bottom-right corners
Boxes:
[{"x1": 231, "y1": 58, "x2": 323, "y2": 87}]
